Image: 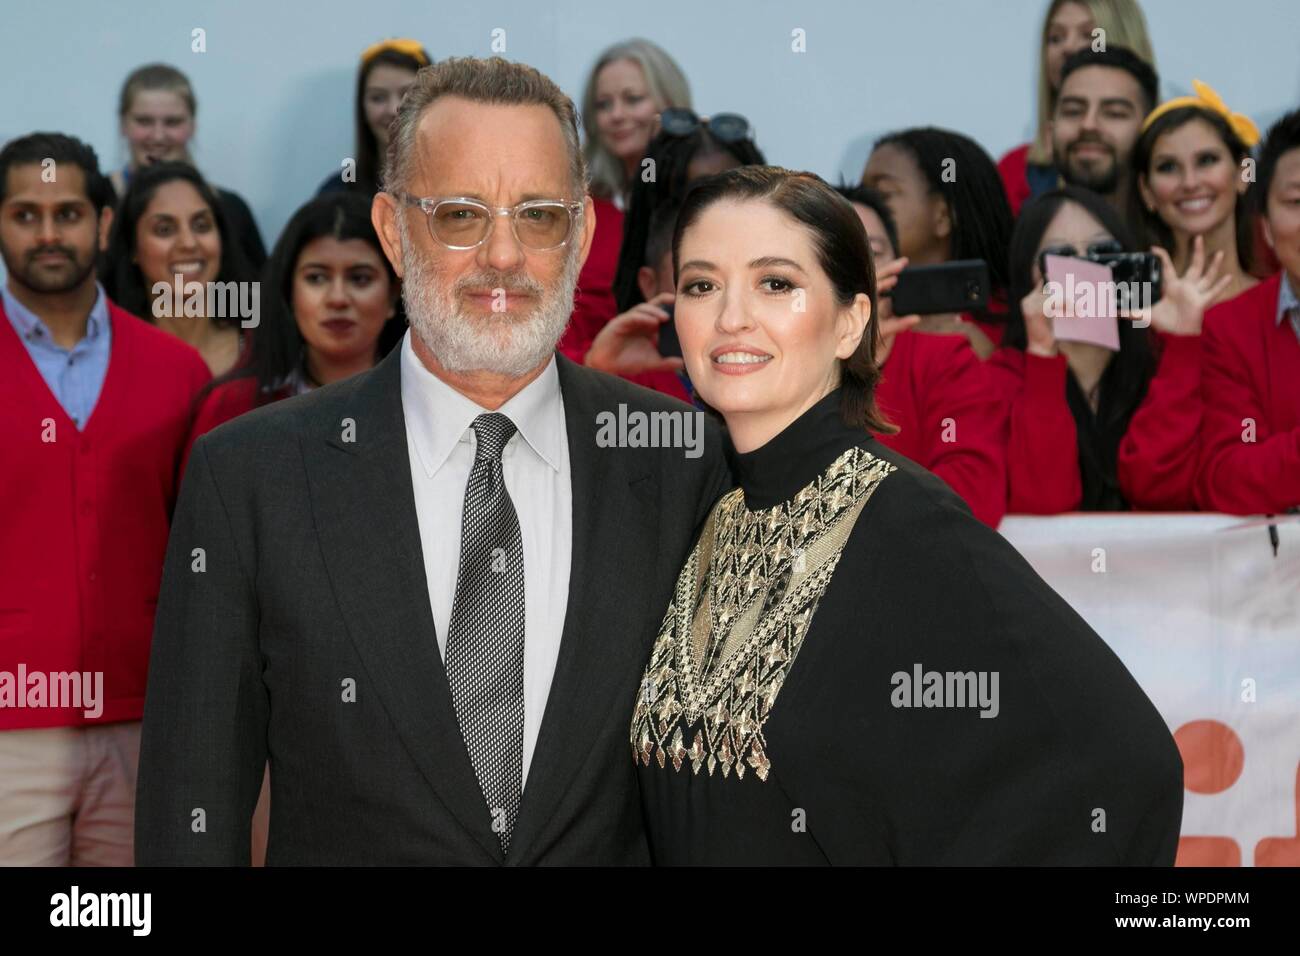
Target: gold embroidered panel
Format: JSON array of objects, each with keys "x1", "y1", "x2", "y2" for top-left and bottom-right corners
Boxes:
[{"x1": 632, "y1": 446, "x2": 895, "y2": 781}]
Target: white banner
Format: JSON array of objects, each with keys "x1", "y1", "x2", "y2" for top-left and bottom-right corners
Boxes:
[{"x1": 1000, "y1": 513, "x2": 1300, "y2": 867}]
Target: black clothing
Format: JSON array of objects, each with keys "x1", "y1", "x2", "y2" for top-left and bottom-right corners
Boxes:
[
  {"x1": 136, "y1": 347, "x2": 730, "y2": 864},
  {"x1": 633, "y1": 389, "x2": 1183, "y2": 864}
]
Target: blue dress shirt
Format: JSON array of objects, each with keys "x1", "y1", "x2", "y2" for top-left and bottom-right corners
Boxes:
[{"x1": 3, "y1": 282, "x2": 113, "y2": 430}]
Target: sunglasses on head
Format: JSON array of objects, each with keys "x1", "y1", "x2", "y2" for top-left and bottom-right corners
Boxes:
[{"x1": 658, "y1": 108, "x2": 752, "y2": 144}]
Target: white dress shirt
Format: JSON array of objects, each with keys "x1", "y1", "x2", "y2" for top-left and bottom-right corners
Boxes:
[{"x1": 399, "y1": 330, "x2": 572, "y2": 788}]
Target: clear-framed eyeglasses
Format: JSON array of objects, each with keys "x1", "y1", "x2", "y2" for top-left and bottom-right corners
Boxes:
[{"x1": 399, "y1": 194, "x2": 585, "y2": 251}]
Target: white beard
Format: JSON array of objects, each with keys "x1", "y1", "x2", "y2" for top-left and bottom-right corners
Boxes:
[{"x1": 398, "y1": 214, "x2": 580, "y2": 378}]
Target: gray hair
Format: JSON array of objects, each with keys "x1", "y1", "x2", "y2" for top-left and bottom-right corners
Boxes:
[
  {"x1": 581, "y1": 39, "x2": 692, "y2": 202},
  {"x1": 383, "y1": 56, "x2": 587, "y2": 199}
]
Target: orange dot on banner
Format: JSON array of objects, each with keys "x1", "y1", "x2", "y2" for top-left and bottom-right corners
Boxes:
[{"x1": 1174, "y1": 720, "x2": 1244, "y2": 794}]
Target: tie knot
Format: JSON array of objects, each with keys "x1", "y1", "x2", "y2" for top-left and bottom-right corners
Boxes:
[{"x1": 470, "y1": 412, "x2": 517, "y2": 463}]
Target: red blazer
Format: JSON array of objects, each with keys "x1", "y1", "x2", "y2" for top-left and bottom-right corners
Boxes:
[
  {"x1": 873, "y1": 330, "x2": 1007, "y2": 527},
  {"x1": 1117, "y1": 332, "x2": 1203, "y2": 510},
  {"x1": 986, "y1": 347, "x2": 1083, "y2": 514},
  {"x1": 0, "y1": 300, "x2": 210, "y2": 729},
  {"x1": 1195, "y1": 272, "x2": 1300, "y2": 514},
  {"x1": 556, "y1": 195, "x2": 690, "y2": 401}
]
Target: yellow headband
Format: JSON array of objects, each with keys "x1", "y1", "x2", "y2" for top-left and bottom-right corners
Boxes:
[
  {"x1": 1140, "y1": 79, "x2": 1260, "y2": 148},
  {"x1": 360, "y1": 38, "x2": 429, "y2": 67}
]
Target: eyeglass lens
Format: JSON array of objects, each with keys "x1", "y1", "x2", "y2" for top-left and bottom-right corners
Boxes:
[{"x1": 429, "y1": 201, "x2": 572, "y2": 249}]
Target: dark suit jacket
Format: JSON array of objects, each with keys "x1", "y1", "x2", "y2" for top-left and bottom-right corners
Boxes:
[{"x1": 135, "y1": 346, "x2": 729, "y2": 865}]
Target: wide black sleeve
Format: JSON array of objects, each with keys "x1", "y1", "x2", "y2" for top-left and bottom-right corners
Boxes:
[
  {"x1": 826, "y1": 466, "x2": 1184, "y2": 865},
  {"x1": 135, "y1": 436, "x2": 268, "y2": 865}
]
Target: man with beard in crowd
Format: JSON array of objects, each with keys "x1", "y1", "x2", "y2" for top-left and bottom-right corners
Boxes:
[
  {"x1": 1050, "y1": 46, "x2": 1159, "y2": 214},
  {"x1": 0, "y1": 133, "x2": 208, "y2": 865}
]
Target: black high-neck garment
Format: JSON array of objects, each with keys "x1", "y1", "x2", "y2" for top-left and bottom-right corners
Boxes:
[
  {"x1": 631, "y1": 387, "x2": 1184, "y2": 865},
  {"x1": 728, "y1": 388, "x2": 874, "y2": 511}
]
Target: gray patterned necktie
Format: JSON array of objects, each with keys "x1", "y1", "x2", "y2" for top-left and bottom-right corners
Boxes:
[{"x1": 445, "y1": 412, "x2": 525, "y2": 854}]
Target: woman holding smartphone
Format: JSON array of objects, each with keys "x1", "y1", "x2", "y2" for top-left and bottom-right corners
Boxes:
[
  {"x1": 629, "y1": 165, "x2": 1182, "y2": 865},
  {"x1": 988, "y1": 186, "x2": 1228, "y2": 513}
]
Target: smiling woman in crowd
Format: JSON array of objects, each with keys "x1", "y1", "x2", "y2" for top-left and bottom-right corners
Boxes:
[
  {"x1": 110, "y1": 63, "x2": 266, "y2": 269},
  {"x1": 316, "y1": 38, "x2": 431, "y2": 199},
  {"x1": 182, "y1": 192, "x2": 399, "y2": 473},
  {"x1": 101, "y1": 161, "x2": 254, "y2": 377}
]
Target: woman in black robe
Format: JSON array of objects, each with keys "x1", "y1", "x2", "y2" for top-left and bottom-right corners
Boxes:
[{"x1": 630, "y1": 165, "x2": 1183, "y2": 865}]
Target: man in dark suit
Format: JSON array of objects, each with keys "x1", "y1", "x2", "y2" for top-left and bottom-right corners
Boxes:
[{"x1": 135, "y1": 56, "x2": 729, "y2": 865}]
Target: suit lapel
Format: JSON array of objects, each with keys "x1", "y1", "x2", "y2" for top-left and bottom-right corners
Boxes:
[
  {"x1": 505, "y1": 358, "x2": 659, "y2": 862},
  {"x1": 301, "y1": 346, "x2": 503, "y2": 863}
]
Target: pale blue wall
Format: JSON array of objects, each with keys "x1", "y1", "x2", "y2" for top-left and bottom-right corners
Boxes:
[{"x1": 2, "y1": 0, "x2": 1297, "y2": 246}]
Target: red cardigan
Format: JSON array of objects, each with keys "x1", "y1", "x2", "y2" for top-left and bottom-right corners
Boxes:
[
  {"x1": 1117, "y1": 332, "x2": 1203, "y2": 510},
  {"x1": 986, "y1": 347, "x2": 1083, "y2": 513},
  {"x1": 873, "y1": 330, "x2": 1007, "y2": 527},
  {"x1": 1195, "y1": 272, "x2": 1300, "y2": 514},
  {"x1": 556, "y1": 195, "x2": 690, "y2": 402},
  {"x1": 0, "y1": 300, "x2": 210, "y2": 729}
]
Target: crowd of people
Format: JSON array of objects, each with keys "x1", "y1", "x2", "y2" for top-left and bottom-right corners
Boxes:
[{"x1": 1, "y1": 0, "x2": 1297, "y2": 866}]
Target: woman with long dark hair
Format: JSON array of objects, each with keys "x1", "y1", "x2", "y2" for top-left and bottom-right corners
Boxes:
[
  {"x1": 101, "y1": 161, "x2": 254, "y2": 376},
  {"x1": 862, "y1": 126, "x2": 1012, "y2": 355},
  {"x1": 182, "y1": 193, "x2": 400, "y2": 472},
  {"x1": 629, "y1": 165, "x2": 1182, "y2": 864},
  {"x1": 317, "y1": 39, "x2": 431, "y2": 197},
  {"x1": 990, "y1": 185, "x2": 1225, "y2": 512},
  {"x1": 1131, "y1": 82, "x2": 1258, "y2": 297},
  {"x1": 1118, "y1": 81, "x2": 1258, "y2": 508}
]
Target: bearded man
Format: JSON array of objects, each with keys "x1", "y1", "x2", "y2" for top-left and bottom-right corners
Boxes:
[{"x1": 135, "y1": 56, "x2": 728, "y2": 866}]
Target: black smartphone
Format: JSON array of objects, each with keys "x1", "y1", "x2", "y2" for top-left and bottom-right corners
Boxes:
[
  {"x1": 889, "y1": 259, "x2": 989, "y2": 316},
  {"x1": 657, "y1": 302, "x2": 681, "y2": 358}
]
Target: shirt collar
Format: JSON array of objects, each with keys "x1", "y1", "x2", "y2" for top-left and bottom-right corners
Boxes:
[
  {"x1": 1277, "y1": 272, "x2": 1299, "y2": 326},
  {"x1": 2, "y1": 281, "x2": 108, "y2": 343},
  {"x1": 399, "y1": 329, "x2": 565, "y2": 479}
]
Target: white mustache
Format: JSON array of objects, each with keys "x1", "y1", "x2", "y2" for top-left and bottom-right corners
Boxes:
[{"x1": 456, "y1": 277, "x2": 543, "y2": 297}]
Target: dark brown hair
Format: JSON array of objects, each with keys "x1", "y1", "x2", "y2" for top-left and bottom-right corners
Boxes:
[
  {"x1": 355, "y1": 45, "x2": 431, "y2": 195},
  {"x1": 1130, "y1": 106, "x2": 1255, "y2": 273},
  {"x1": 672, "y1": 165, "x2": 894, "y2": 434}
]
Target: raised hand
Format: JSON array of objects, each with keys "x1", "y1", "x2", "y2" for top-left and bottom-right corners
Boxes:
[
  {"x1": 873, "y1": 257, "x2": 922, "y2": 365},
  {"x1": 584, "y1": 292, "x2": 686, "y2": 376},
  {"x1": 1138, "y1": 236, "x2": 1234, "y2": 336},
  {"x1": 1022, "y1": 283, "x2": 1058, "y2": 357}
]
